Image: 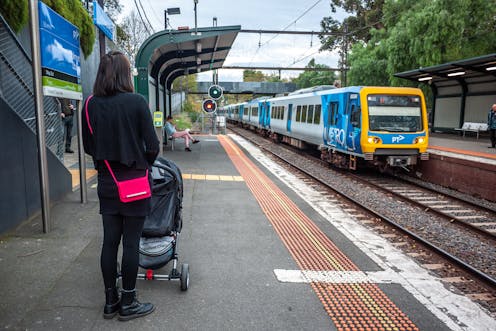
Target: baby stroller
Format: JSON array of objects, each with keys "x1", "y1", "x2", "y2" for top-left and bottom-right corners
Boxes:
[{"x1": 135, "y1": 156, "x2": 189, "y2": 291}]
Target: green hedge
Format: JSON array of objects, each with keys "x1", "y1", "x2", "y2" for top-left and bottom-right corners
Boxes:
[{"x1": 0, "y1": 0, "x2": 95, "y2": 58}]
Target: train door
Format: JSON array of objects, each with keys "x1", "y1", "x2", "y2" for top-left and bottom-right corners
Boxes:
[
  {"x1": 346, "y1": 93, "x2": 361, "y2": 152},
  {"x1": 265, "y1": 102, "x2": 271, "y2": 128},
  {"x1": 259, "y1": 102, "x2": 265, "y2": 127},
  {"x1": 286, "y1": 104, "x2": 293, "y2": 132}
]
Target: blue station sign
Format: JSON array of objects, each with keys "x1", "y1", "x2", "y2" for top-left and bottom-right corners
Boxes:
[
  {"x1": 93, "y1": 0, "x2": 115, "y2": 41},
  {"x1": 39, "y1": 1, "x2": 82, "y2": 100}
]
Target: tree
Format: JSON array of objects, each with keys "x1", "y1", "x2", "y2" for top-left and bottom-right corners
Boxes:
[
  {"x1": 243, "y1": 70, "x2": 266, "y2": 82},
  {"x1": 385, "y1": 0, "x2": 496, "y2": 85},
  {"x1": 319, "y1": 0, "x2": 386, "y2": 80},
  {"x1": 117, "y1": 10, "x2": 151, "y2": 67},
  {"x1": 291, "y1": 59, "x2": 337, "y2": 88},
  {"x1": 347, "y1": 29, "x2": 390, "y2": 86},
  {"x1": 339, "y1": 0, "x2": 496, "y2": 86},
  {"x1": 103, "y1": 0, "x2": 122, "y2": 22}
]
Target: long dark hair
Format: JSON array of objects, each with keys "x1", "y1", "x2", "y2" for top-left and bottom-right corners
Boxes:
[{"x1": 93, "y1": 51, "x2": 134, "y2": 96}]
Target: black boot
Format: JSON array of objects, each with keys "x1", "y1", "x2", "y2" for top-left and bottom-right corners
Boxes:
[
  {"x1": 103, "y1": 287, "x2": 120, "y2": 319},
  {"x1": 118, "y1": 289, "x2": 155, "y2": 321}
]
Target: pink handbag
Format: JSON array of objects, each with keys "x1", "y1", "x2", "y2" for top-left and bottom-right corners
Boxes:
[{"x1": 85, "y1": 96, "x2": 151, "y2": 203}]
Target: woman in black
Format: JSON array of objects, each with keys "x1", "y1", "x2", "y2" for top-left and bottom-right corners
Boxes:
[{"x1": 82, "y1": 51, "x2": 159, "y2": 321}]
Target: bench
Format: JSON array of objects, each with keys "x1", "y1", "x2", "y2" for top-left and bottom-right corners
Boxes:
[{"x1": 454, "y1": 122, "x2": 488, "y2": 139}]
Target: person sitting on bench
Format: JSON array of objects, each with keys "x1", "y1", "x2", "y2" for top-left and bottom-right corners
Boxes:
[{"x1": 164, "y1": 116, "x2": 199, "y2": 151}]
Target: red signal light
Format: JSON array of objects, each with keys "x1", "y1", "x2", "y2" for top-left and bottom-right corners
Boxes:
[{"x1": 202, "y1": 99, "x2": 217, "y2": 113}]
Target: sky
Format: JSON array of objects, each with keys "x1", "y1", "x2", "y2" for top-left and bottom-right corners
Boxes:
[{"x1": 117, "y1": 0, "x2": 346, "y2": 81}]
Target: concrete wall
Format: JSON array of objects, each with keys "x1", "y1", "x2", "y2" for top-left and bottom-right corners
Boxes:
[{"x1": 0, "y1": 98, "x2": 72, "y2": 234}]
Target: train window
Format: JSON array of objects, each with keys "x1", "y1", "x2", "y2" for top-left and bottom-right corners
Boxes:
[
  {"x1": 307, "y1": 105, "x2": 314, "y2": 124},
  {"x1": 367, "y1": 94, "x2": 422, "y2": 132},
  {"x1": 296, "y1": 105, "x2": 302, "y2": 122},
  {"x1": 301, "y1": 105, "x2": 307, "y2": 123},
  {"x1": 252, "y1": 107, "x2": 258, "y2": 116},
  {"x1": 351, "y1": 105, "x2": 361, "y2": 127},
  {"x1": 329, "y1": 102, "x2": 338, "y2": 125},
  {"x1": 314, "y1": 105, "x2": 321, "y2": 124}
]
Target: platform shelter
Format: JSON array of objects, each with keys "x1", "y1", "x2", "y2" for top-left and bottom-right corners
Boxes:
[
  {"x1": 395, "y1": 53, "x2": 496, "y2": 132},
  {"x1": 134, "y1": 26, "x2": 241, "y2": 116}
]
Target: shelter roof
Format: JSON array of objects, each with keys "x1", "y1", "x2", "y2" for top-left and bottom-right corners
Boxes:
[
  {"x1": 136, "y1": 26, "x2": 240, "y2": 89},
  {"x1": 395, "y1": 53, "x2": 496, "y2": 88}
]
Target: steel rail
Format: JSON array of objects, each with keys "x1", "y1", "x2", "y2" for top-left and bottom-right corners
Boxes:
[{"x1": 229, "y1": 126, "x2": 496, "y2": 289}]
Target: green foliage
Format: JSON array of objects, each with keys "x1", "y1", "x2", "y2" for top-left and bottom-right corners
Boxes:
[
  {"x1": 172, "y1": 74, "x2": 198, "y2": 92},
  {"x1": 243, "y1": 70, "x2": 266, "y2": 82},
  {"x1": 320, "y1": 0, "x2": 385, "y2": 52},
  {"x1": 0, "y1": 0, "x2": 28, "y2": 32},
  {"x1": 291, "y1": 59, "x2": 337, "y2": 88},
  {"x1": 172, "y1": 112, "x2": 193, "y2": 131},
  {"x1": 332, "y1": 0, "x2": 496, "y2": 87}
]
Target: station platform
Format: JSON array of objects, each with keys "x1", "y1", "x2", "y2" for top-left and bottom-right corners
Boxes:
[
  {"x1": 419, "y1": 132, "x2": 496, "y2": 202},
  {"x1": 1, "y1": 133, "x2": 495, "y2": 330}
]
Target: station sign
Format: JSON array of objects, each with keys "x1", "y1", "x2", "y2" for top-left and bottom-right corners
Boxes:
[
  {"x1": 93, "y1": 0, "x2": 115, "y2": 41},
  {"x1": 38, "y1": 1, "x2": 82, "y2": 100}
]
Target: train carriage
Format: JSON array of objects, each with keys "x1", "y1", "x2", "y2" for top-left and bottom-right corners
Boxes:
[{"x1": 227, "y1": 85, "x2": 429, "y2": 171}]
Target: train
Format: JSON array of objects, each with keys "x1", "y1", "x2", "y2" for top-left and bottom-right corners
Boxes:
[{"x1": 218, "y1": 86, "x2": 429, "y2": 171}]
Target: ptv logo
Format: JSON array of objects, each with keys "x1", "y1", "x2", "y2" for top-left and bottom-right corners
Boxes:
[{"x1": 392, "y1": 135, "x2": 405, "y2": 143}]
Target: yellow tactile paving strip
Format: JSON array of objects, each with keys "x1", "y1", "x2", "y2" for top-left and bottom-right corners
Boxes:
[
  {"x1": 218, "y1": 135, "x2": 419, "y2": 331},
  {"x1": 182, "y1": 174, "x2": 244, "y2": 181},
  {"x1": 69, "y1": 169, "x2": 97, "y2": 190}
]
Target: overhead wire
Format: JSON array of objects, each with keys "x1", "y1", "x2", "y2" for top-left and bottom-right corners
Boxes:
[
  {"x1": 259, "y1": 0, "x2": 323, "y2": 48},
  {"x1": 137, "y1": 0, "x2": 155, "y2": 33},
  {"x1": 143, "y1": 0, "x2": 163, "y2": 28},
  {"x1": 133, "y1": 0, "x2": 150, "y2": 34},
  {"x1": 248, "y1": 0, "x2": 323, "y2": 66}
]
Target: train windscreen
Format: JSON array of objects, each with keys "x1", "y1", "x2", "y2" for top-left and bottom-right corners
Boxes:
[{"x1": 367, "y1": 95, "x2": 422, "y2": 132}]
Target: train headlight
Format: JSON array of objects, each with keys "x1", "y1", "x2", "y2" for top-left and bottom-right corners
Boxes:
[
  {"x1": 414, "y1": 137, "x2": 425, "y2": 144},
  {"x1": 367, "y1": 136, "x2": 382, "y2": 144}
]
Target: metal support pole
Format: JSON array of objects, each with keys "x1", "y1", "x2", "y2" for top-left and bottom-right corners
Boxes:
[
  {"x1": 98, "y1": 0, "x2": 105, "y2": 58},
  {"x1": 76, "y1": 100, "x2": 87, "y2": 203},
  {"x1": 28, "y1": 0, "x2": 50, "y2": 232},
  {"x1": 194, "y1": 0, "x2": 198, "y2": 35}
]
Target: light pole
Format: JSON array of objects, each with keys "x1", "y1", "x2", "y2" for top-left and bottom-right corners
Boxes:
[{"x1": 164, "y1": 7, "x2": 181, "y2": 30}]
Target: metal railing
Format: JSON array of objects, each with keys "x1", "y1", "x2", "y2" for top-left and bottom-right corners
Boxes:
[{"x1": 0, "y1": 14, "x2": 64, "y2": 160}]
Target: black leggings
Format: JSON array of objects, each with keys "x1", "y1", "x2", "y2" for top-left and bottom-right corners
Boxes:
[{"x1": 101, "y1": 214, "x2": 145, "y2": 290}]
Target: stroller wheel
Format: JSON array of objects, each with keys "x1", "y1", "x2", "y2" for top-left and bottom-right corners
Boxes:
[{"x1": 180, "y1": 263, "x2": 189, "y2": 291}]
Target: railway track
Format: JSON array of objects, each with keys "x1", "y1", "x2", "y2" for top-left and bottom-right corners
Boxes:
[
  {"x1": 229, "y1": 126, "x2": 496, "y2": 299},
  {"x1": 351, "y1": 172, "x2": 496, "y2": 238}
]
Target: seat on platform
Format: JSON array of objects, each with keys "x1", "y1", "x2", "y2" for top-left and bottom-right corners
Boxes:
[{"x1": 454, "y1": 122, "x2": 488, "y2": 139}]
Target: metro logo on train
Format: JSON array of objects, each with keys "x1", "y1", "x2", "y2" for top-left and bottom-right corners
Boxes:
[{"x1": 218, "y1": 85, "x2": 429, "y2": 171}]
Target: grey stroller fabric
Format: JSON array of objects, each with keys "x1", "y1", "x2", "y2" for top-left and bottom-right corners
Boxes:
[
  {"x1": 139, "y1": 157, "x2": 183, "y2": 270},
  {"x1": 142, "y1": 157, "x2": 183, "y2": 237}
]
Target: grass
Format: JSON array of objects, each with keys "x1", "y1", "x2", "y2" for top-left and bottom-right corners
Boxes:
[{"x1": 172, "y1": 112, "x2": 194, "y2": 131}]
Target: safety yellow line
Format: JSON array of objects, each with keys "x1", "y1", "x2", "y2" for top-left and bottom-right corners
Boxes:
[
  {"x1": 182, "y1": 173, "x2": 244, "y2": 181},
  {"x1": 218, "y1": 135, "x2": 415, "y2": 331},
  {"x1": 69, "y1": 169, "x2": 97, "y2": 190},
  {"x1": 219, "y1": 136, "x2": 345, "y2": 270}
]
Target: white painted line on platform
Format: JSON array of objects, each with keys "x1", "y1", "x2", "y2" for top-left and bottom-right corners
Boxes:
[
  {"x1": 274, "y1": 269, "x2": 402, "y2": 284},
  {"x1": 230, "y1": 133, "x2": 496, "y2": 331}
]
